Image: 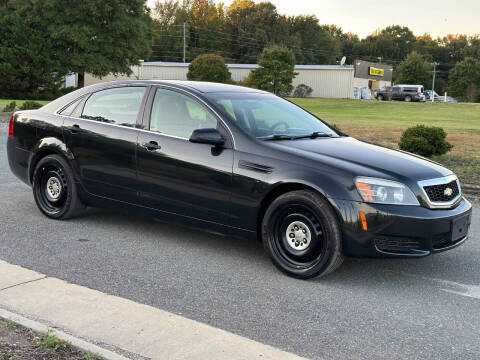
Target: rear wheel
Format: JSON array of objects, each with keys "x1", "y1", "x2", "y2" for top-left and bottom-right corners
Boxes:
[
  {"x1": 262, "y1": 190, "x2": 343, "y2": 279},
  {"x1": 405, "y1": 95, "x2": 412, "y2": 102},
  {"x1": 377, "y1": 94, "x2": 384, "y2": 101},
  {"x1": 32, "y1": 154, "x2": 85, "y2": 219}
]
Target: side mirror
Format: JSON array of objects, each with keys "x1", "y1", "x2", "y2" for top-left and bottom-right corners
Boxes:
[{"x1": 189, "y1": 128, "x2": 225, "y2": 146}]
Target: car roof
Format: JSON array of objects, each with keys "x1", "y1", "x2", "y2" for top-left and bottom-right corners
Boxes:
[
  {"x1": 40, "y1": 80, "x2": 269, "y2": 114},
  {"x1": 94, "y1": 80, "x2": 268, "y2": 94}
]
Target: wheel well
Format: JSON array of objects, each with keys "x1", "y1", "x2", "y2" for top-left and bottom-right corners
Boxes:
[
  {"x1": 256, "y1": 183, "x2": 322, "y2": 241},
  {"x1": 29, "y1": 149, "x2": 60, "y2": 183}
]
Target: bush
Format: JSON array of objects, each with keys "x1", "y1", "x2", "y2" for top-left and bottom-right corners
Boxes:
[
  {"x1": 187, "y1": 54, "x2": 232, "y2": 83},
  {"x1": 293, "y1": 84, "x2": 313, "y2": 98},
  {"x1": 3, "y1": 101, "x2": 16, "y2": 112},
  {"x1": 18, "y1": 100, "x2": 43, "y2": 110},
  {"x1": 399, "y1": 125, "x2": 453, "y2": 158}
]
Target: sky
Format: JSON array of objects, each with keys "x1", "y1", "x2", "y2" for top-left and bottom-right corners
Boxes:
[{"x1": 147, "y1": 0, "x2": 480, "y2": 39}]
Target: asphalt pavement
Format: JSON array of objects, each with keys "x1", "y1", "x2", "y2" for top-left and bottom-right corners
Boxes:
[{"x1": 1, "y1": 133, "x2": 479, "y2": 360}]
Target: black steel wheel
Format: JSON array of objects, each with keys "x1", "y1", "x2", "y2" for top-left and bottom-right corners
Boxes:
[
  {"x1": 32, "y1": 154, "x2": 85, "y2": 219},
  {"x1": 262, "y1": 190, "x2": 343, "y2": 279}
]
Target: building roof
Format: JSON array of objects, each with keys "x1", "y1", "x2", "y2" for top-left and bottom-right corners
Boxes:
[{"x1": 142, "y1": 61, "x2": 354, "y2": 70}]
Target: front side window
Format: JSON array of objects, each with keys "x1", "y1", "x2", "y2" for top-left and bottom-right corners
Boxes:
[
  {"x1": 82, "y1": 87, "x2": 146, "y2": 127},
  {"x1": 150, "y1": 88, "x2": 218, "y2": 138},
  {"x1": 209, "y1": 93, "x2": 338, "y2": 139}
]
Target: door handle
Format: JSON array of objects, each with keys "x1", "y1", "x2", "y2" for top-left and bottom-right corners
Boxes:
[
  {"x1": 69, "y1": 124, "x2": 81, "y2": 134},
  {"x1": 143, "y1": 141, "x2": 161, "y2": 151}
]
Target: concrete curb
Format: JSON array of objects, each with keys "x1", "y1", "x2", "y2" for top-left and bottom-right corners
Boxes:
[
  {"x1": 0, "y1": 260, "x2": 307, "y2": 360},
  {"x1": 0, "y1": 308, "x2": 130, "y2": 360}
]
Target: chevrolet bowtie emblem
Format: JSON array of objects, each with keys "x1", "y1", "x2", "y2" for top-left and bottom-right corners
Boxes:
[{"x1": 444, "y1": 187, "x2": 453, "y2": 196}]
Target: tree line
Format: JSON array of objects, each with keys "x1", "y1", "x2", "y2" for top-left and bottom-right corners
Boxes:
[
  {"x1": 1, "y1": 0, "x2": 479, "y2": 101},
  {"x1": 152, "y1": 0, "x2": 480, "y2": 101}
]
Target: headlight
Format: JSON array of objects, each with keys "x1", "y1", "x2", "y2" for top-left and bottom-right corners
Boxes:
[{"x1": 355, "y1": 177, "x2": 419, "y2": 205}]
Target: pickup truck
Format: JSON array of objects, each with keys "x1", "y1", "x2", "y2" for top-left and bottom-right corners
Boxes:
[{"x1": 375, "y1": 85, "x2": 425, "y2": 102}]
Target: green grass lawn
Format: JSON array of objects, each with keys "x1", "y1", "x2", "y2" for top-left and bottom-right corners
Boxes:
[
  {"x1": 291, "y1": 98, "x2": 480, "y2": 185},
  {"x1": 0, "y1": 99, "x2": 50, "y2": 109},
  {"x1": 291, "y1": 98, "x2": 480, "y2": 135}
]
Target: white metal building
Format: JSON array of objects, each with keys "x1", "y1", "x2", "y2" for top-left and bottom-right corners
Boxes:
[{"x1": 84, "y1": 61, "x2": 391, "y2": 99}]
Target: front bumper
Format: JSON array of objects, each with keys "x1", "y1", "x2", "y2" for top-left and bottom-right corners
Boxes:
[{"x1": 334, "y1": 198, "x2": 472, "y2": 258}]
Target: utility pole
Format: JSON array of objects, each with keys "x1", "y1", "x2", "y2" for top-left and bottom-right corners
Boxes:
[
  {"x1": 431, "y1": 62, "x2": 438, "y2": 103},
  {"x1": 183, "y1": 22, "x2": 186, "y2": 63}
]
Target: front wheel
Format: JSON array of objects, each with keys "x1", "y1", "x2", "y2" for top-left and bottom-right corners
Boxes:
[
  {"x1": 32, "y1": 154, "x2": 85, "y2": 219},
  {"x1": 262, "y1": 190, "x2": 343, "y2": 279},
  {"x1": 404, "y1": 95, "x2": 412, "y2": 102},
  {"x1": 377, "y1": 94, "x2": 384, "y2": 101}
]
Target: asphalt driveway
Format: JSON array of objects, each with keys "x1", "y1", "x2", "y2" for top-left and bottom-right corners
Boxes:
[{"x1": 1, "y1": 133, "x2": 479, "y2": 360}]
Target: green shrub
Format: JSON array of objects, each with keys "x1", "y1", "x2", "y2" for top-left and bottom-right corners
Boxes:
[
  {"x1": 399, "y1": 125, "x2": 453, "y2": 158},
  {"x1": 2, "y1": 101, "x2": 16, "y2": 112},
  {"x1": 293, "y1": 84, "x2": 313, "y2": 98},
  {"x1": 187, "y1": 54, "x2": 232, "y2": 83},
  {"x1": 19, "y1": 100, "x2": 43, "y2": 110}
]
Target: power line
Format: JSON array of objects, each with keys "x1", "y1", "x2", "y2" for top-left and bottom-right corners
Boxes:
[{"x1": 151, "y1": 26, "x2": 463, "y2": 67}]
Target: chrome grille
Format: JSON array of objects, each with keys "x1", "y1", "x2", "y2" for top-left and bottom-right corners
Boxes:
[
  {"x1": 418, "y1": 175, "x2": 461, "y2": 209},
  {"x1": 423, "y1": 180, "x2": 459, "y2": 202}
]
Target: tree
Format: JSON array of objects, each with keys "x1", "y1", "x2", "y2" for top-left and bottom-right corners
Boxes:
[
  {"x1": 447, "y1": 57, "x2": 480, "y2": 102},
  {"x1": 353, "y1": 25, "x2": 415, "y2": 63},
  {"x1": 287, "y1": 16, "x2": 335, "y2": 64},
  {"x1": 187, "y1": 54, "x2": 232, "y2": 83},
  {"x1": 395, "y1": 52, "x2": 431, "y2": 86},
  {"x1": 326, "y1": 25, "x2": 359, "y2": 64},
  {"x1": 0, "y1": 0, "x2": 153, "y2": 95},
  {"x1": 224, "y1": 0, "x2": 289, "y2": 63},
  {"x1": 441, "y1": 34, "x2": 469, "y2": 63},
  {"x1": 249, "y1": 46, "x2": 297, "y2": 96},
  {"x1": 0, "y1": 3, "x2": 66, "y2": 98}
]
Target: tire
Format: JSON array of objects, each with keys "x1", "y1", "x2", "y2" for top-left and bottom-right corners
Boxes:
[
  {"x1": 262, "y1": 190, "x2": 344, "y2": 279},
  {"x1": 377, "y1": 94, "x2": 384, "y2": 101},
  {"x1": 404, "y1": 95, "x2": 412, "y2": 102},
  {"x1": 32, "y1": 154, "x2": 85, "y2": 219}
]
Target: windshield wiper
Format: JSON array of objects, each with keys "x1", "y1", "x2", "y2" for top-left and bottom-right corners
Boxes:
[
  {"x1": 262, "y1": 134, "x2": 295, "y2": 141},
  {"x1": 292, "y1": 132, "x2": 334, "y2": 139},
  {"x1": 262, "y1": 132, "x2": 334, "y2": 141}
]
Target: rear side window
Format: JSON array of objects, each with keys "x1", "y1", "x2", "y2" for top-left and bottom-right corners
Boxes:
[
  {"x1": 60, "y1": 98, "x2": 83, "y2": 116},
  {"x1": 82, "y1": 87, "x2": 146, "y2": 127}
]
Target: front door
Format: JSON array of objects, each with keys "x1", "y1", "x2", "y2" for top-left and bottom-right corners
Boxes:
[
  {"x1": 392, "y1": 86, "x2": 401, "y2": 100},
  {"x1": 63, "y1": 86, "x2": 148, "y2": 203},
  {"x1": 136, "y1": 87, "x2": 234, "y2": 225}
]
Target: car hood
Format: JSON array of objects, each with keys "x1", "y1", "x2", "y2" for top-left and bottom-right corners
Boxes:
[{"x1": 270, "y1": 137, "x2": 452, "y2": 182}]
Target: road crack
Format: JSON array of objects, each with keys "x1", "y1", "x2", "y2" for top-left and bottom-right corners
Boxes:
[{"x1": 0, "y1": 276, "x2": 47, "y2": 292}]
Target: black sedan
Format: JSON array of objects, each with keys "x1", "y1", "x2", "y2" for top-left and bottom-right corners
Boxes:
[{"x1": 7, "y1": 81, "x2": 472, "y2": 279}]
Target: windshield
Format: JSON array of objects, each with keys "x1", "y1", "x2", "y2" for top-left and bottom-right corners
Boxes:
[{"x1": 207, "y1": 93, "x2": 339, "y2": 140}]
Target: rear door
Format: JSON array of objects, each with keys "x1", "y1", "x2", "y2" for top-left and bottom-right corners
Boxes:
[
  {"x1": 62, "y1": 85, "x2": 148, "y2": 203},
  {"x1": 136, "y1": 87, "x2": 234, "y2": 225}
]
